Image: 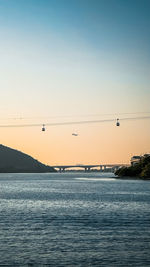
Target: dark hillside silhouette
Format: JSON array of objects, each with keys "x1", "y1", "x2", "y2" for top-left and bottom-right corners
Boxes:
[
  {"x1": 0, "y1": 144, "x2": 55, "y2": 173},
  {"x1": 115, "y1": 154, "x2": 150, "y2": 179}
]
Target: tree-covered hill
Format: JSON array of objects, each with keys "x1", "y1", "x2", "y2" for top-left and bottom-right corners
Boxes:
[
  {"x1": 0, "y1": 144, "x2": 56, "y2": 173},
  {"x1": 115, "y1": 154, "x2": 150, "y2": 179}
]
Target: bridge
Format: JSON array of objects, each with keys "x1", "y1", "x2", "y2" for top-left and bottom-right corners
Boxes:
[{"x1": 52, "y1": 164, "x2": 129, "y2": 172}]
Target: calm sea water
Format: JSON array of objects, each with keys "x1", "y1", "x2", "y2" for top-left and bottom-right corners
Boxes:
[{"x1": 0, "y1": 172, "x2": 150, "y2": 267}]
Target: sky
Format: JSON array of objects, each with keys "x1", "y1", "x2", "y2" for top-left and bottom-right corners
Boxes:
[{"x1": 0, "y1": 0, "x2": 150, "y2": 165}]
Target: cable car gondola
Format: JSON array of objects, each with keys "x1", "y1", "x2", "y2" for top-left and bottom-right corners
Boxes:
[
  {"x1": 116, "y1": 118, "x2": 120, "y2": 126},
  {"x1": 42, "y1": 124, "x2": 45, "y2": 131}
]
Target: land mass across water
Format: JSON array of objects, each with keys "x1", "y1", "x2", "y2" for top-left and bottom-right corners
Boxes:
[
  {"x1": 0, "y1": 144, "x2": 56, "y2": 173},
  {"x1": 115, "y1": 154, "x2": 150, "y2": 179}
]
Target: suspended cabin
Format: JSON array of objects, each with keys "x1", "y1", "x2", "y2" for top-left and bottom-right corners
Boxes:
[
  {"x1": 116, "y1": 119, "x2": 120, "y2": 126},
  {"x1": 42, "y1": 124, "x2": 45, "y2": 131}
]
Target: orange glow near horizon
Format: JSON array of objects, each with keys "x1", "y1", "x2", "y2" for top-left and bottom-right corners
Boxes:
[{"x1": 1, "y1": 119, "x2": 150, "y2": 166}]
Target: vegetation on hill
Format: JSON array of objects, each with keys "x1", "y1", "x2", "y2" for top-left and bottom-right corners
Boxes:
[
  {"x1": 0, "y1": 144, "x2": 56, "y2": 173},
  {"x1": 115, "y1": 154, "x2": 150, "y2": 179}
]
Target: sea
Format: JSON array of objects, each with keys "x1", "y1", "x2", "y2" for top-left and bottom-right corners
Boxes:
[{"x1": 0, "y1": 172, "x2": 150, "y2": 267}]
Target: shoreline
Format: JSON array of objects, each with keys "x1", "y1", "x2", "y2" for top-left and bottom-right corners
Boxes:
[{"x1": 115, "y1": 176, "x2": 150, "y2": 180}]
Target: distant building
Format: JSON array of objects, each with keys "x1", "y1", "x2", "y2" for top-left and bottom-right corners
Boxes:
[
  {"x1": 143, "y1": 154, "x2": 150, "y2": 157},
  {"x1": 131, "y1": 156, "x2": 141, "y2": 166}
]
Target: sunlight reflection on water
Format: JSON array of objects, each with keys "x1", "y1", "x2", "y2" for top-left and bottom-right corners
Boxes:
[{"x1": 76, "y1": 177, "x2": 115, "y2": 181}]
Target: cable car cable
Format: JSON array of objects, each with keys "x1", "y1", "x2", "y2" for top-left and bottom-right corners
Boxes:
[{"x1": 0, "y1": 115, "x2": 150, "y2": 128}]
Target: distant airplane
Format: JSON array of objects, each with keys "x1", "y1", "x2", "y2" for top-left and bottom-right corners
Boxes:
[{"x1": 72, "y1": 133, "x2": 78, "y2": 136}]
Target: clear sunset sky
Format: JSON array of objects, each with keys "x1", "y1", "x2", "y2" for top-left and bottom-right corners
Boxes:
[{"x1": 0, "y1": 0, "x2": 150, "y2": 165}]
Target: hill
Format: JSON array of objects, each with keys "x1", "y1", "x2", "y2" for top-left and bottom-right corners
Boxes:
[
  {"x1": 115, "y1": 154, "x2": 150, "y2": 179},
  {"x1": 0, "y1": 144, "x2": 55, "y2": 173}
]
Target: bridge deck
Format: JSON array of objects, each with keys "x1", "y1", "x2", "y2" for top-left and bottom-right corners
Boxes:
[{"x1": 52, "y1": 164, "x2": 128, "y2": 169}]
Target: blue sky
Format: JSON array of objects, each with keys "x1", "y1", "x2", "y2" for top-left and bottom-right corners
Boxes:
[
  {"x1": 0, "y1": 0, "x2": 150, "y2": 117},
  {"x1": 1, "y1": 0, "x2": 150, "y2": 48}
]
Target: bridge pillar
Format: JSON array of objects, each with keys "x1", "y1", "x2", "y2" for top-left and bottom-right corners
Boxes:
[
  {"x1": 59, "y1": 167, "x2": 66, "y2": 172},
  {"x1": 85, "y1": 167, "x2": 91, "y2": 172},
  {"x1": 100, "y1": 166, "x2": 102, "y2": 172},
  {"x1": 111, "y1": 167, "x2": 115, "y2": 173}
]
